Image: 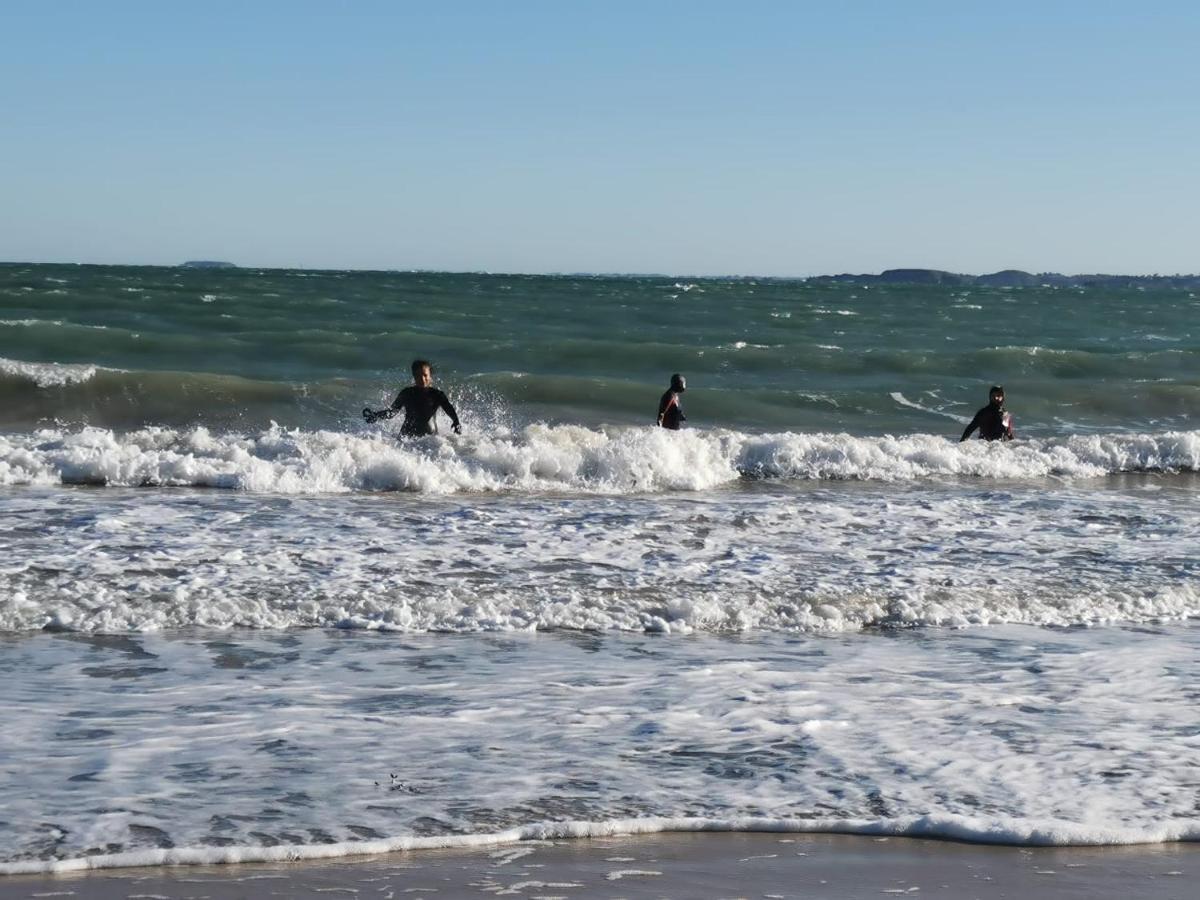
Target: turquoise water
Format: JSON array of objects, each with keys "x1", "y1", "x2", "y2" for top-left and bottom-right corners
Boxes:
[{"x1": 2, "y1": 263, "x2": 1196, "y2": 433}]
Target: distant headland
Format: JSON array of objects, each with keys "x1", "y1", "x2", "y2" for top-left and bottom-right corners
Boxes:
[
  {"x1": 804, "y1": 268, "x2": 1200, "y2": 288},
  {"x1": 179, "y1": 260, "x2": 237, "y2": 269},
  {"x1": 2, "y1": 262, "x2": 1196, "y2": 286}
]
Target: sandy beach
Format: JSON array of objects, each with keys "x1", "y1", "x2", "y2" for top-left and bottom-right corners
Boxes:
[{"x1": 0, "y1": 832, "x2": 1195, "y2": 899}]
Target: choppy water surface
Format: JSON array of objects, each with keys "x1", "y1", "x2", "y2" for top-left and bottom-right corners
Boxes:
[
  {"x1": 1, "y1": 264, "x2": 1197, "y2": 871},
  {"x1": 2, "y1": 264, "x2": 1197, "y2": 433}
]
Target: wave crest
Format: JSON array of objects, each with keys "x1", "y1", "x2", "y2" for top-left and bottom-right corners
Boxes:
[
  {"x1": 0, "y1": 356, "x2": 103, "y2": 387},
  {"x1": 0, "y1": 425, "x2": 1198, "y2": 493}
]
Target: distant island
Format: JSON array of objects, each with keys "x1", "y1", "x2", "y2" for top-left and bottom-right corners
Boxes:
[
  {"x1": 180, "y1": 260, "x2": 237, "y2": 269},
  {"x1": 804, "y1": 268, "x2": 1200, "y2": 288}
]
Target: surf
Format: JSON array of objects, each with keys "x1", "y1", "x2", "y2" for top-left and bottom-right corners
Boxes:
[{"x1": 1, "y1": 423, "x2": 1198, "y2": 494}]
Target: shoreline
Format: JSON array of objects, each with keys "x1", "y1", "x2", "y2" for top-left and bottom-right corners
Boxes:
[
  {"x1": 5, "y1": 813, "x2": 1200, "y2": 877},
  {"x1": 0, "y1": 832, "x2": 1195, "y2": 899}
]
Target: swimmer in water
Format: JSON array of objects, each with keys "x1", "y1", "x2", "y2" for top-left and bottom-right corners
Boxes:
[
  {"x1": 657, "y1": 373, "x2": 687, "y2": 430},
  {"x1": 363, "y1": 359, "x2": 461, "y2": 436},
  {"x1": 960, "y1": 385, "x2": 1014, "y2": 442}
]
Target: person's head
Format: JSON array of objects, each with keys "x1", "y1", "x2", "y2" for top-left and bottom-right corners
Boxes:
[
  {"x1": 670, "y1": 373, "x2": 686, "y2": 393},
  {"x1": 988, "y1": 385, "x2": 1005, "y2": 407},
  {"x1": 412, "y1": 359, "x2": 433, "y2": 387}
]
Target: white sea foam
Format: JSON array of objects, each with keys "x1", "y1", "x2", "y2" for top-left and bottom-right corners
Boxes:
[
  {"x1": 3, "y1": 425, "x2": 1197, "y2": 635},
  {"x1": 0, "y1": 320, "x2": 105, "y2": 330},
  {"x1": 0, "y1": 357, "x2": 103, "y2": 387},
  {"x1": 0, "y1": 627, "x2": 1196, "y2": 874},
  {"x1": 1, "y1": 473, "x2": 1197, "y2": 634},
  {"x1": 889, "y1": 391, "x2": 972, "y2": 424},
  {"x1": 12, "y1": 813, "x2": 1195, "y2": 875},
  {"x1": 791, "y1": 391, "x2": 838, "y2": 406},
  {"x1": 1, "y1": 424, "x2": 1198, "y2": 493},
  {"x1": 988, "y1": 344, "x2": 1071, "y2": 356}
]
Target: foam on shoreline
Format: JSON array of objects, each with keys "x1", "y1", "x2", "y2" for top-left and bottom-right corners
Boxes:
[{"x1": 3, "y1": 814, "x2": 1198, "y2": 876}]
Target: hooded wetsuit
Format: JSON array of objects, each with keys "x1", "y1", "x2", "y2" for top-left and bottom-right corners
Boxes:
[
  {"x1": 960, "y1": 404, "x2": 1013, "y2": 442},
  {"x1": 391, "y1": 385, "x2": 460, "y2": 437}
]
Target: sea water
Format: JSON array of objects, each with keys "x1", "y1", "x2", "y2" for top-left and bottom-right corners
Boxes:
[{"x1": 0, "y1": 264, "x2": 1197, "y2": 873}]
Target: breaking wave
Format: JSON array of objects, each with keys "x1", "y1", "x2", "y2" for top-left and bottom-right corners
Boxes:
[
  {"x1": 0, "y1": 356, "x2": 103, "y2": 387},
  {"x1": 1, "y1": 424, "x2": 1198, "y2": 493}
]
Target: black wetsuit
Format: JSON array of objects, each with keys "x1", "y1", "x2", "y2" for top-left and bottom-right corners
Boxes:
[
  {"x1": 960, "y1": 404, "x2": 1013, "y2": 442},
  {"x1": 391, "y1": 386, "x2": 460, "y2": 437},
  {"x1": 657, "y1": 390, "x2": 686, "y2": 430}
]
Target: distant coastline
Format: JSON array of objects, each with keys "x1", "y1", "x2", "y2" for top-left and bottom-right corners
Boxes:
[
  {"x1": 1, "y1": 260, "x2": 1198, "y2": 286},
  {"x1": 802, "y1": 268, "x2": 1200, "y2": 289}
]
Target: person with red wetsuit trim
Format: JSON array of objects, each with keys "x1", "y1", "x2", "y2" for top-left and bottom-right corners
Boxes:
[
  {"x1": 960, "y1": 385, "x2": 1014, "y2": 442},
  {"x1": 657, "y1": 373, "x2": 687, "y2": 430}
]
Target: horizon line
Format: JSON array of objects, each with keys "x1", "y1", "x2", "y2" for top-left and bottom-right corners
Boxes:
[{"x1": 2, "y1": 259, "x2": 1199, "y2": 280}]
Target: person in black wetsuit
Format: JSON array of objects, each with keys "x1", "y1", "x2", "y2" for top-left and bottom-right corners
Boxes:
[
  {"x1": 960, "y1": 385, "x2": 1014, "y2": 442},
  {"x1": 657, "y1": 373, "x2": 687, "y2": 430},
  {"x1": 363, "y1": 359, "x2": 461, "y2": 436}
]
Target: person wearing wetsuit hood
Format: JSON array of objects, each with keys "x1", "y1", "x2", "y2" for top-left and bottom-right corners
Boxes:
[
  {"x1": 960, "y1": 385, "x2": 1014, "y2": 442},
  {"x1": 657, "y1": 373, "x2": 687, "y2": 430},
  {"x1": 363, "y1": 359, "x2": 461, "y2": 437}
]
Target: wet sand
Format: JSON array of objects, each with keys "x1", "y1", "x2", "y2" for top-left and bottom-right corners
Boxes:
[{"x1": 0, "y1": 832, "x2": 1195, "y2": 899}]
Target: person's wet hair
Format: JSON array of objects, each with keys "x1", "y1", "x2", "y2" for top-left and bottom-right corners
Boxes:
[{"x1": 412, "y1": 359, "x2": 433, "y2": 378}]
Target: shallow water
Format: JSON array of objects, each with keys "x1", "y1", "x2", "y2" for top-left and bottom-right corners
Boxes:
[
  {"x1": 1, "y1": 624, "x2": 1197, "y2": 873},
  {"x1": 1, "y1": 478, "x2": 1197, "y2": 634}
]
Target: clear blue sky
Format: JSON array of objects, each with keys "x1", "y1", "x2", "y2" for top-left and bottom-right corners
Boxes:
[{"x1": 2, "y1": 1, "x2": 1197, "y2": 275}]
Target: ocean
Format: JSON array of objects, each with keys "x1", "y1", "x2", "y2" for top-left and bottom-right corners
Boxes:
[{"x1": 0, "y1": 263, "x2": 1197, "y2": 874}]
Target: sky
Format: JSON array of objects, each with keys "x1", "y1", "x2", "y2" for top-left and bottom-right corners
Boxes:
[{"x1": 1, "y1": 1, "x2": 1197, "y2": 275}]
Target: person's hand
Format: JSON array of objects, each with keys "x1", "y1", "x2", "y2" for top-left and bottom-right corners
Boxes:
[
  {"x1": 362, "y1": 407, "x2": 378, "y2": 423},
  {"x1": 452, "y1": 423, "x2": 462, "y2": 435}
]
